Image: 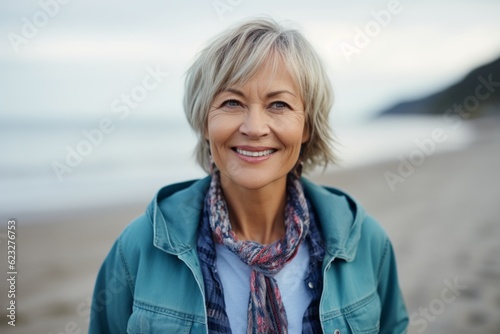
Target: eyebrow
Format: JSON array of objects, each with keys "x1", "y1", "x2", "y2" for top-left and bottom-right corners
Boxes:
[{"x1": 224, "y1": 88, "x2": 296, "y2": 98}]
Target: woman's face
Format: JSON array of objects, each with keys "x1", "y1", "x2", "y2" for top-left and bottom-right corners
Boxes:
[{"x1": 206, "y1": 58, "x2": 309, "y2": 191}]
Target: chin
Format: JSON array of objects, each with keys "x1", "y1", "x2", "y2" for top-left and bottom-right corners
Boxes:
[{"x1": 220, "y1": 168, "x2": 288, "y2": 191}]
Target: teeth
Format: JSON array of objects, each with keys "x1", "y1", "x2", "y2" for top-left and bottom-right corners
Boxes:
[{"x1": 236, "y1": 148, "x2": 275, "y2": 157}]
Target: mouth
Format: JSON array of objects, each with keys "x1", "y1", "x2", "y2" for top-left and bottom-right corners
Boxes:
[
  {"x1": 231, "y1": 146, "x2": 277, "y2": 159},
  {"x1": 233, "y1": 148, "x2": 276, "y2": 157}
]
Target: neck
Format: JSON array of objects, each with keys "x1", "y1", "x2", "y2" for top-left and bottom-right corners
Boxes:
[{"x1": 220, "y1": 175, "x2": 287, "y2": 245}]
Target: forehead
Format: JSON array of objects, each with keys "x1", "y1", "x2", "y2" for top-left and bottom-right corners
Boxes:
[{"x1": 224, "y1": 54, "x2": 301, "y2": 95}]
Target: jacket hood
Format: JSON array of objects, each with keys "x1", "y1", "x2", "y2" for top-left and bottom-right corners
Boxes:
[{"x1": 146, "y1": 176, "x2": 366, "y2": 262}]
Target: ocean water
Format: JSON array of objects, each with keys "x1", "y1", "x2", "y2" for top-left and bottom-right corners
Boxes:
[
  {"x1": 0, "y1": 115, "x2": 475, "y2": 221},
  {"x1": 1, "y1": 117, "x2": 203, "y2": 217}
]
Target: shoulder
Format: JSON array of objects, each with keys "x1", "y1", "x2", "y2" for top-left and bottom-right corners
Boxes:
[
  {"x1": 118, "y1": 176, "x2": 211, "y2": 248},
  {"x1": 358, "y1": 215, "x2": 392, "y2": 269},
  {"x1": 360, "y1": 215, "x2": 390, "y2": 247},
  {"x1": 302, "y1": 177, "x2": 390, "y2": 261},
  {"x1": 118, "y1": 214, "x2": 154, "y2": 253},
  {"x1": 111, "y1": 176, "x2": 212, "y2": 265},
  {"x1": 100, "y1": 214, "x2": 155, "y2": 281}
]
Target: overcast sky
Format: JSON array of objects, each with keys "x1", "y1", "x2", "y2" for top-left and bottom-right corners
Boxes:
[{"x1": 1, "y1": 0, "x2": 500, "y2": 124}]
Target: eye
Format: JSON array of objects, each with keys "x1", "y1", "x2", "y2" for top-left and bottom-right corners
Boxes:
[
  {"x1": 221, "y1": 99, "x2": 241, "y2": 108},
  {"x1": 269, "y1": 101, "x2": 291, "y2": 110}
]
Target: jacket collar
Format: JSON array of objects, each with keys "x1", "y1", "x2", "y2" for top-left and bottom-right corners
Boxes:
[
  {"x1": 147, "y1": 176, "x2": 365, "y2": 262},
  {"x1": 301, "y1": 178, "x2": 365, "y2": 262}
]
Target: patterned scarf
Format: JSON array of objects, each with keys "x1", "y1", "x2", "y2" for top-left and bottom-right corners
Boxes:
[{"x1": 206, "y1": 171, "x2": 310, "y2": 334}]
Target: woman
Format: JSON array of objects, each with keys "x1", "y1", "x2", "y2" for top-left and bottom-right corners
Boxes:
[{"x1": 90, "y1": 18, "x2": 409, "y2": 333}]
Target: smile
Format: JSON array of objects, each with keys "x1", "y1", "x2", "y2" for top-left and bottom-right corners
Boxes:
[{"x1": 234, "y1": 148, "x2": 276, "y2": 157}]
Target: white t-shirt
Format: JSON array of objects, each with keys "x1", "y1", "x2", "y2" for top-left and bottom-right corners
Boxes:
[{"x1": 215, "y1": 242, "x2": 312, "y2": 333}]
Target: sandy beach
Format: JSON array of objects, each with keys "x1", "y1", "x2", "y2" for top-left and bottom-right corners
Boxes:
[{"x1": 1, "y1": 117, "x2": 499, "y2": 334}]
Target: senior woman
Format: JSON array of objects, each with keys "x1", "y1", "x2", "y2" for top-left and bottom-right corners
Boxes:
[{"x1": 90, "y1": 18, "x2": 408, "y2": 333}]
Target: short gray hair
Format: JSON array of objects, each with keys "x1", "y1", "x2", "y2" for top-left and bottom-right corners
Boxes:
[{"x1": 183, "y1": 17, "x2": 336, "y2": 174}]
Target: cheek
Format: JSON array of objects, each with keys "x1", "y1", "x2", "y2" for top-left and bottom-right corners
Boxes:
[
  {"x1": 273, "y1": 118, "x2": 307, "y2": 147},
  {"x1": 206, "y1": 114, "x2": 238, "y2": 145}
]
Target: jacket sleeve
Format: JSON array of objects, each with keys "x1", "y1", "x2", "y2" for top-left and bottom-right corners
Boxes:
[
  {"x1": 89, "y1": 236, "x2": 134, "y2": 333},
  {"x1": 377, "y1": 239, "x2": 409, "y2": 334}
]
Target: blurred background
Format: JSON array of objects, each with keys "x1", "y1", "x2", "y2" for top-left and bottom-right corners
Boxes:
[{"x1": 1, "y1": 0, "x2": 499, "y2": 333}]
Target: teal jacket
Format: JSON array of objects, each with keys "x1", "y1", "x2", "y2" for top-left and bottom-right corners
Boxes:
[{"x1": 90, "y1": 177, "x2": 408, "y2": 333}]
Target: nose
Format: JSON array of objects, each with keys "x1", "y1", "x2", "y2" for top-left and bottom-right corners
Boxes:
[{"x1": 239, "y1": 106, "x2": 270, "y2": 139}]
